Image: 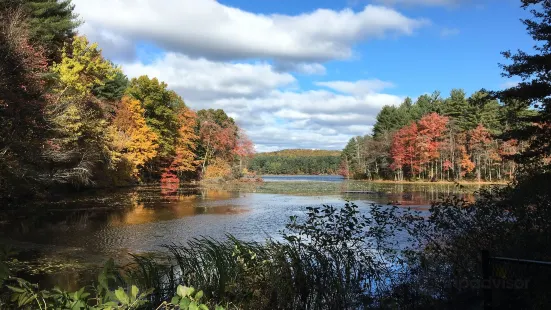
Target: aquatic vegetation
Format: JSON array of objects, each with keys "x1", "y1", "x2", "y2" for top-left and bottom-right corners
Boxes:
[{"x1": 1, "y1": 256, "x2": 226, "y2": 310}]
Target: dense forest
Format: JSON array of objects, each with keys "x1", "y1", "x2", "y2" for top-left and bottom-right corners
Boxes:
[
  {"x1": 248, "y1": 149, "x2": 341, "y2": 175},
  {"x1": 340, "y1": 89, "x2": 535, "y2": 181},
  {"x1": 0, "y1": 0, "x2": 254, "y2": 202}
]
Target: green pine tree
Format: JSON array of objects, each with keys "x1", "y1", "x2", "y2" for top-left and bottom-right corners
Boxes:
[{"x1": 495, "y1": 0, "x2": 550, "y2": 165}]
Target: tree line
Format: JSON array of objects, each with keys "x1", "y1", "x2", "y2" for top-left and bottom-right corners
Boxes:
[
  {"x1": 340, "y1": 89, "x2": 535, "y2": 181},
  {"x1": 0, "y1": 0, "x2": 254, "y2": 202},
  {"x1": 248, "y1": 149, "x2": 341, "y2": 175}
]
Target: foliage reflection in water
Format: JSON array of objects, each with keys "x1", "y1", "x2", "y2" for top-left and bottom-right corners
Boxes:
[{"x1": 0, "y1": 176, "x2": 491, "y2": 291}]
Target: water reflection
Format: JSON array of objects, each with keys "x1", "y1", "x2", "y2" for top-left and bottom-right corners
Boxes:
[
  {"x1": 1, "y1": 181, "x2": 486, "y2": 244},
  {"x1": 0, "y1": 178, "x2": 495, "y2": 290},
  {"x1": 341, "y1": 182, "x2": 479, "y2": 208}
]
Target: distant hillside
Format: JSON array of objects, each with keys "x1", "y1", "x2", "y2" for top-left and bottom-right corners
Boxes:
[
  {"x1": 249, "y1": 149, "x2": 341, "y2": 175},
  {"x1": 257, "y1": 149, "x2": 341, "y2": 157}
]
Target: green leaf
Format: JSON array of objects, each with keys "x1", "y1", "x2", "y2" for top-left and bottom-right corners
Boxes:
[
  {"x1": 179, "y1": 297, "x2": 191, "y2": 308},
  {"x1": 131, "y1": 285, "x2": 139, "y2": 300},
  {"x1": 199, "y1": 305, "x2": 209, "y2": 310},
  {"x1": 215, "y1": 306, "x2": 225, "y2": 310},
  {"x1": 6, "y1": 285, "x2": 25, "y2": 293},
  {"x1": 171, "y1": 296, "x2": 180, "y2": 304},
  {"x1": 177, "y1": 285, "x2": 186, "y2": 297},
  {"x1": 114, "y1": 287, "x2": 129, "y2": 305},
  {"x1": 195, "y1": 290, "x2": 204, "y2": 300},
  {"x1": 189, "y1": 301, "x2": 199, "y2": 310}
]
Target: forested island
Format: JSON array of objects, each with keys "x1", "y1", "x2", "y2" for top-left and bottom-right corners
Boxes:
[{"x1": 248, "y1": 149, "x2": 341, "y2": 175}]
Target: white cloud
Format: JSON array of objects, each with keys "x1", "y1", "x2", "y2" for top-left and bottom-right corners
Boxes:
[
  {"x1": 273, "y1": 62, "x2": 327, "y2": 75},
  {"x1": 192, "y1": 89, "x2": 402, "y2": 150},
  {"x1": 73, "y1": 0, "x2": 428, "y2": 64},
  {"x1": 121, "y1": 53, "x2": 296, "y2": 101},
  {"x1": 372, "y1": 0, "x2": 463, "y2": 6},
  {"x1": 78, "y1": 23, "x2": 136, "y2": 61},
  {"x1": 440, "y1": 27, "x2": 460, "y2": 37},
  {"x1": 118, "y1": 52, "x2": 404, "y2": 150},
  {"x1": 315, "y1": 79, "x2": 395, "y2": 95},
  {"x1": 72, "y1": 1, "x2": 421, "y2": 151}
]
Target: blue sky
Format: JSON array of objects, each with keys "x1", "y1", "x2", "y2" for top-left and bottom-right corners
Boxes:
[{"x1": 72, "y1": 0, "x2": 532, "y2": 151}]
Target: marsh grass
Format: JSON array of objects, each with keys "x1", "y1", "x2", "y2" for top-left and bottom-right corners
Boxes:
[{"x1": 118, "y1": 202, "x2": 412, "y2": 310}]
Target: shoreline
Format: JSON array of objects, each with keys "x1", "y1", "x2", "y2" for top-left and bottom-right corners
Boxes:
[
  {"x1": 346, "y1": 179, "x2": 509, "y2": 186},
  {"x1": 257, "y1": 174, "x2": 508, "y2": 185}
]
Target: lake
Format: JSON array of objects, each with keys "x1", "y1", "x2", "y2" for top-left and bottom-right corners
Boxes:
[{"x1": 0, "y1": 175, "x2": 490, "y2": 289}]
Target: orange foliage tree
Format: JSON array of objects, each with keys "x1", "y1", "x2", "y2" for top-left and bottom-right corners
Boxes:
[
  {"x1": 111, "y1": 95, "x2": 158, "y2": 179},
  {"x1": 168, "y1": 108, "x2": 200, "y2": 176}
]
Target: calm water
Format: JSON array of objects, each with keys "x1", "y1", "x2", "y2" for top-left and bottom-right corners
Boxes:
[
  {"x1": 0, "y1": 176, "x2": 491, "y2": 289},
  {"x1": 262, "y1": 175, "x2": 345, "y2": 182}
]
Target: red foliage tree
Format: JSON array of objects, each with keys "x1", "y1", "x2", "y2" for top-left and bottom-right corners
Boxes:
[
  {"x1": 391, "y1": 122, "x2": 420, "y2": 179},
  {"x1": 417, "y1": 113, "x2": 449, "y2": 179}
]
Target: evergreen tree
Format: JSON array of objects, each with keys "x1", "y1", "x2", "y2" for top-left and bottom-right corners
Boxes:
[
  {"x1": 93, "y1": 70, "x2": 129, "y2": 105},
  {"x1": 495, "y1": 0, "x2": 551, "y2": 165},
  {"x1": 2, "y1": 0, "x2": 81, "y2": 62},
  {"x1": 466, "y1": 91, "x2": 502, "y2": 134},
  {"x1": 373, "y1": 99, "x2": 414, "y2": 137},
  {"x1": 410, "y1": 91, "x2": 443, "y2": 120},
  {"x1": 443, "y1": 89, "x2": 469, "y2": 128}
]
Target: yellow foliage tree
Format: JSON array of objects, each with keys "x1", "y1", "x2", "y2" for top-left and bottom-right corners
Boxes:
[
  {"x1": 44, "y1": 35, "x2": 122, "y2": 185},
  {"x1": 203, "y1": 158, "x2": 231, "y2": 179},
  {"x1": 112, "y1": 96, "x2": 159, "y2": 178},
  {"x1": 51, "y1": 36, "x2": 119, "y2": 101}
]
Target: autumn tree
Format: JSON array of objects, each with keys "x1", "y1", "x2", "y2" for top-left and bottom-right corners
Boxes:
[
  {"x1": 197, "y1": 109, "x2": 239, "y2": 176},
  {"x1": 468, "y1": 124, "x2": 492, "y2": 182},
  {"x1": 417, "y1": 113, "x2": 449, "y2": 179},
  {"x1": 233, "y1": 129, "x2": 255, "y2": 170},
  {"x1": 126, "y1": 76, "x2": 183, "y2": 167},
  {"x1": 0, "y1": 7, "x2": 49, "y2": 199},
  {"x1": 111, "y1": 96, "x2": 158, "y2": 180},
  {"x1": 46, "y1": 35, "x2": 119, "y2": 186},
  {"x1": 166, "y1": 108, "x2": 200, "y2": 179},
  {"x1": 391, "y1": 122, "x2": 419, "y2": 179}
]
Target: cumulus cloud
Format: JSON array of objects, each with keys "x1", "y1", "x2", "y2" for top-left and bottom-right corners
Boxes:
[
  {"x1": 121, "y1": 53, "x2": 296, "y2": 101},
  {"x1": 73, "y1": 0, "x2": 428, "y2": 64},
  {"x1": 73, "y1": 1, "x2": 420, "y2": 151},
  {"x1": 273, "y1": 62, "x2": 327, "y2": 75},
  {"x1": 78, "y1": 23, "x2": 136, "y2": 62},
  {"x1": 117, "y1": 52, "x2": 404, "y2": 150},
  {"x1": 372, "y1": 0, "x2": 463, "y2": 6},
  {"x1": 315, "y1": 79, "x2": 395, "y2": 95}
]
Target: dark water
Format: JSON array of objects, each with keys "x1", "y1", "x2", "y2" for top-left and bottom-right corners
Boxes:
[{"x1": 0, "y1": 176, "x2": 492, "y2": 289}]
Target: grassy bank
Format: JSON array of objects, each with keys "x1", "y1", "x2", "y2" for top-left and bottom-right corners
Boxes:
[{"x1": 349, "y1": 179, "x2": 508, "y2": 186}]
